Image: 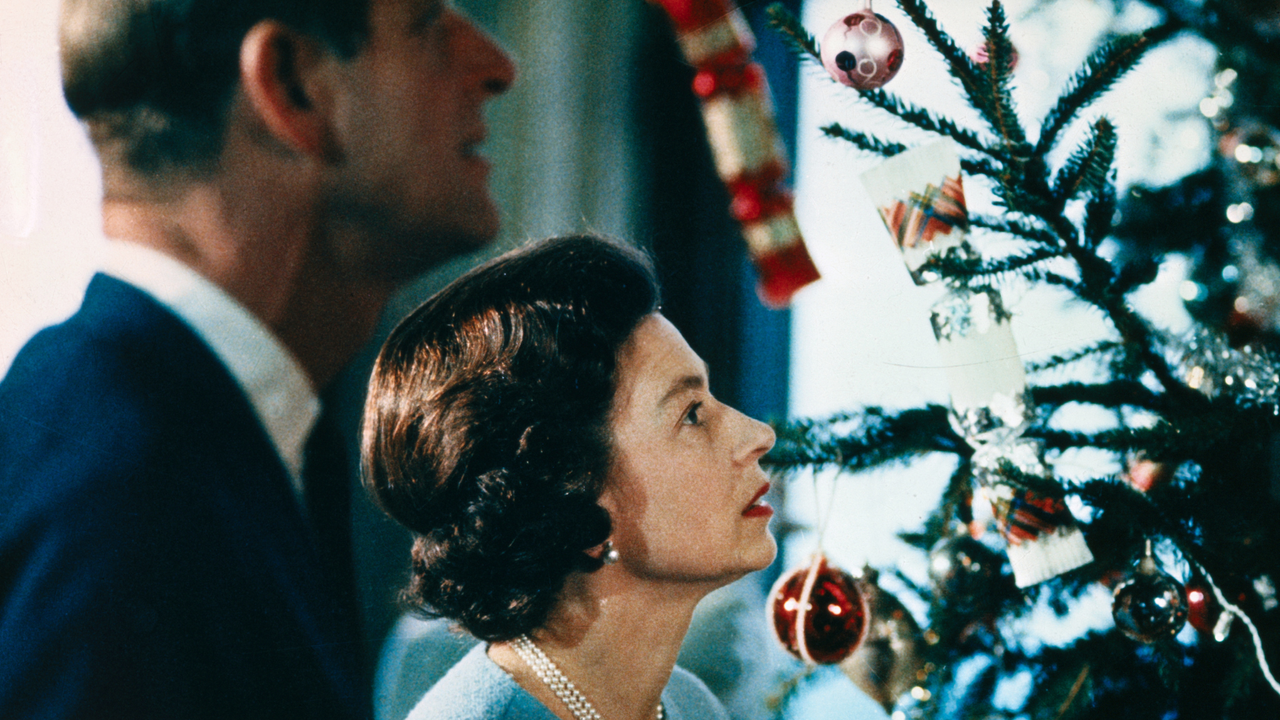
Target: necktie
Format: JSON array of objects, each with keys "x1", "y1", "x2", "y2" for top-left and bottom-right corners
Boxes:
[{"x1": 303, "y1": 411, "x2": 362, "y2": 636}]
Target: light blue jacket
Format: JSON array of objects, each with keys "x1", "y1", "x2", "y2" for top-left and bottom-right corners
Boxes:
[{"x1": 406, "y1": 644, "x2": 731, "y2": 720}]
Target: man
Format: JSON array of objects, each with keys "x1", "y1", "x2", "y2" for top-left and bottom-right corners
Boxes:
[{"x1": 0, "y1": 0, "x2": 514, "y2": 717}]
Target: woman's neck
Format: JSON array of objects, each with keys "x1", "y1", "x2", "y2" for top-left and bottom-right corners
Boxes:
[{"x1": 489, "y1": 571, "x2": 713, "y2": 720}]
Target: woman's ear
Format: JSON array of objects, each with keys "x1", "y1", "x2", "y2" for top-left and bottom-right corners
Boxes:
[
  {"x1": 238, "y1": 21, "x2": 337, "y2": 159},
  {"x1": 585, "y1": 540, "x2": 619, "y2": 565}
]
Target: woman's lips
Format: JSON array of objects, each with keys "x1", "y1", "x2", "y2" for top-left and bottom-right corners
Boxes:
[{"x1": 743, "y1": 483, "x2": 773, "y2": 518}]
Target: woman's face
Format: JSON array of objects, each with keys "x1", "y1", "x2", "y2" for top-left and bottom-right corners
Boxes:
[{"x1": 599, "y1": 314, "x2": 778, "y2": 587}]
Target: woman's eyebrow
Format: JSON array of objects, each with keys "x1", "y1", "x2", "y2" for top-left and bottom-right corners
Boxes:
[{"x1": 658, "y1": 366, "x2": 710, "y2": 407}]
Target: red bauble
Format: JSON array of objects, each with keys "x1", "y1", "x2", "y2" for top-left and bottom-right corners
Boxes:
[
  {"x1": 1186, "y1": 581, "x2": 1219, "y2": 635},
  {"x1": 820, "y1": 9, "x2": 904, "y2": 90},
  {"x1": 768, "y1": 554, "x2": 868, "y2": 664}
]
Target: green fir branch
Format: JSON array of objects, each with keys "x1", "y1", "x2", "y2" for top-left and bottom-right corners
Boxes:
[
  {"x1": 996, "y1": 181, "x2": 1060, "y2": 218},
  {"x1": 1035, "y1": 32, "x2": 1157, "y2": 157},
  {"x1": 1029, "y1": 380, "x2": 1165, "y2": 412},
  {"x1": 970, "y1": 214, "x2": 1062, "y2": 246},
  {"x1": 766, "y1": 405, "x2": 965, "y2": 474},
  {"x1": 1075, "y1": 478, "x2": 1203, "y2": 551},
  {"x1": 1109, "y1": 256, "x2": 1161, "y2": 297},
  {"x1": 976, "y1": 1, "x2": 1027, "y2": 148},
  {"x1": 893, "y1": 0, "x2": 996, "y2": 140},
  {"x1": 962, "y1": 156, "x2": 1007, "y2": 181},
  {"x1": 930, "y1": 245, "x2": 1066, "y2": 283},
  {"x1": 1053, "y1": 118, "x2": 1118, "y2": 202},
  {"x1": 820, "y1": 123, "x2": 908, "y2": 157},
  {"x1": 764, "y1": 3, "x2": 821, "y2": 62},
  {"x1": 1082, "y1": 176, "x2": 1118, "y2": 249},
  {"x1": 1038, "y1": 410, "x2": 1231, "y2": 459},
  {"x1": 1042, "y1": 271, "x2": 1086, "y2": 296},
  {"x1": 1025, "y1": 340, "x2": 1124, "y2": 373},
  {"x1": 1033, "y1": 426, "x2": 1167, "y2": 454},
  {"x1": 856, "y1": 88, "x2": 990, "y2": 154}
]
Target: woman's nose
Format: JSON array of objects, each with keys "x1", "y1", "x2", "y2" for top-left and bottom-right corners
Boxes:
[{"x1": 737, "y1": 410, "x2": 775, "y2": 462}]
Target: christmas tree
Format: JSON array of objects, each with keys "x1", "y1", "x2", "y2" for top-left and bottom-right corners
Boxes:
[{"x1": 753, "y1": 0, "x2": 1280, "y2": 717}]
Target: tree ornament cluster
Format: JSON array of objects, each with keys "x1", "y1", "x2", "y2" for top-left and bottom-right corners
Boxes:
[{"x1": 759, "y1": 0, "x2": 1280, "y2": 714}]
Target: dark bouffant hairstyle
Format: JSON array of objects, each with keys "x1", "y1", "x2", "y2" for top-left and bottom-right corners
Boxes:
[
  {"x1": 361, "y1": 235, "x2": 661, "y2": 641},
  {"x1": 59, "y1": 0, "x2": 368, "y2": 176}
]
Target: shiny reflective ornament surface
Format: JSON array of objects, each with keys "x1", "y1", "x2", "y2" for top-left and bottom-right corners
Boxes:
[
  {"x1": 1112, "y1": 548, "x2": 1189, "y2": 643},
  {"x1": 927, "y1": 534, "x2": 1003, "y2": 610},
  {"x1": 839, "y1": 567, "x2": 926, "y2": 712},
  {"x1": 768, "y1": 553, "x2": 868, "y2": 664},
  {"x1": 820, "y1": 5, "x2": 904, "y2": 90}
]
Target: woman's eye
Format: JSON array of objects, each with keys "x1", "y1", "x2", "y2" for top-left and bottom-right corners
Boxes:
[{"x1": 683, "y1": 402, "x2": 703, "y2": 426}]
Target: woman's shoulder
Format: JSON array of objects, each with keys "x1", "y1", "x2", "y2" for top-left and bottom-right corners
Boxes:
[
  {"x1": 405, "y1": 644, "x2": 557, "y2": 720},
  {"x1": 662, "y1": 666, "x2": 731, "y2": 720}
]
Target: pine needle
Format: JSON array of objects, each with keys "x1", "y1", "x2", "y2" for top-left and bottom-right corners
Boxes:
[
  {"x1": 1025, "y1": 341, "x2": 1124, "y2": 373},
  {"x1": 1035, "y1": 32, "x2": 1157, "y2": 157},
  {"x1": 856, "y1": 89, "x2": 990, "y2": 154},
  {"x1": 977, "y1": 1, "x2": 1026, "y2": 148},
  {"x1": 1053, "y1": 118, "x2": 1118, "y2": 203},
  {"x1": 765, "y1": 3, "x2": 820, "y2": 61},
  {"x1": 820, "y1": 123, "x2": 908, "y2": 157}
]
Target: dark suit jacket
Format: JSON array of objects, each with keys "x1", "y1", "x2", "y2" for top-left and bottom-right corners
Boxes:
[{"x1": 0, "y1": 275, "x2": 368, "y2": 719}]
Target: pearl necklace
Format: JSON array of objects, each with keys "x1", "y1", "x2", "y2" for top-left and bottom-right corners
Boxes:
[{"x1": 511, "y1": 634, "x2": 665, "y2": 720}]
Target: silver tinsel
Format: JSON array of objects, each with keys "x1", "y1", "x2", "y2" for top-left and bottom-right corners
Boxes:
[
  {"x1": 929, "y1": 286, "x2": 1014, "y2": 343},
  {"x1": 1178, "y1": 329, "x2": 1280, "y2": 413}
]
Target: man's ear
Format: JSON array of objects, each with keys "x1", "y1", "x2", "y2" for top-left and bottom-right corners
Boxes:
[{"x1": 238, "y1": 21, "x2": 337, "y2": 159}]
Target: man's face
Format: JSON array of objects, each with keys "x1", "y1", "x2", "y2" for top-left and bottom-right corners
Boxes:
[{"x1": 328, "y1": 0, "x2": 515, "y2": 283}]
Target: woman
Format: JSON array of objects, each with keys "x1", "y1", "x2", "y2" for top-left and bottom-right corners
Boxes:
[{"x1": 362, "y1": 235, "x2": 777, "y2": 720}]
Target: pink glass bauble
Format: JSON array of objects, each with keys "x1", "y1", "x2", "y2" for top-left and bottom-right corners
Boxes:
[
  {"x1": 768, "y1": 554, "x2": 868, "y2": 664},
  {"x1": 969, "y1": 40, "x2": 1019, "y2": 70},
  {"x1": 820, "y1": 9, "x2": 904, "y2": 90}
]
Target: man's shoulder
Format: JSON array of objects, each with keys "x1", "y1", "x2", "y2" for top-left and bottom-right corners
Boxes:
[
  {"x1": 1, "y1": 274, "x2": 253, "y2": 443},
  {"x1": 0, "y1": 275, "x2": 277, "y2": 529}
]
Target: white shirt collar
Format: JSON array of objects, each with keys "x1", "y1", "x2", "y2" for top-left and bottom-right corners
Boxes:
[{"x1": 101, "y1": 241, "x2": 319, "y2": 502}]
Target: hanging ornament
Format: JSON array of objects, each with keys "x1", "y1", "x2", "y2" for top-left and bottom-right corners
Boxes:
[
  {"x1": 928, "y1": 534, "x2": 1004, "y2": 611},
  {"x1": 650, "y1": 0, "x2": 821, "y2": 307},
  {"x1": 1112, "y1": 542, "x2": 1189, "y2": 643},
  {"x1": 1186, "y1": 579, "x2": 1223, "y2": 637},
  {"x1": 1188, "y1": 574, "x2": 1270, "y2": 640},
  {"x1": 839, "y1": 567, "x2": 927, "y2": 713},
  {"x1": 768, "y1": 553, "x2": 868, "y2": 664},
  {"x1": 861, "y1": 140, "x2": 1094, "y2": 587},
  {"x1": 969, "y1": 40, "x2": 1018, "y2": 71},
  {"x1": 1124, "y1": 453, "x2": 1174, "y2": 493},
  {"x1": 820, "y1": 3, "x2": 905, "y2": 90},
  {"x1": 860, "y1": 138, "x2": 972, "y2": 285}
]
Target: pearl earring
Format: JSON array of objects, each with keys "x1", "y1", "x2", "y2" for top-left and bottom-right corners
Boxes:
[{"x1": 602, "y1": 540, "x2": 620, "y2": 565}]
